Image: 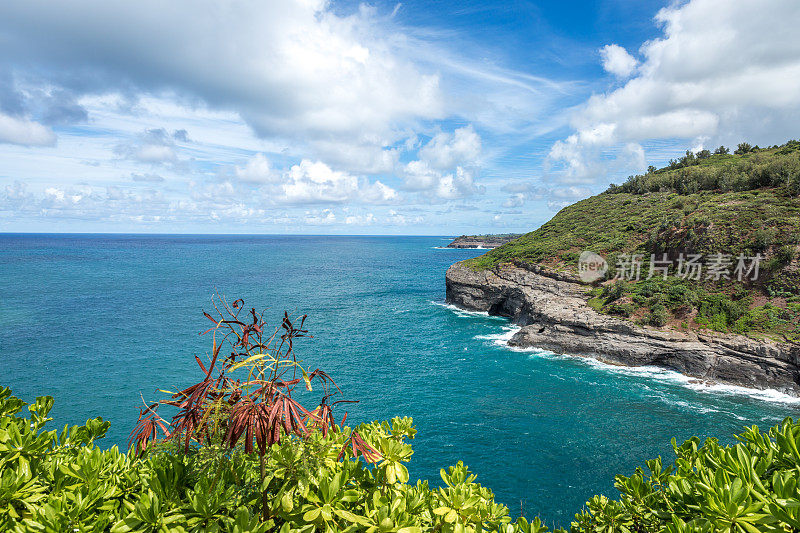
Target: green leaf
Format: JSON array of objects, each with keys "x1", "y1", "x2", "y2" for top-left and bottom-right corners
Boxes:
[
  {"x1": 303, "y1": 508, "x2": 321, "y2": 522},
  {"x1": 334, "y1": 509, "x2": 372, "y2": 526}
]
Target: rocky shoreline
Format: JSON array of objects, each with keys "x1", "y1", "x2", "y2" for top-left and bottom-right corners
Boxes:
[
  {"x1": 446, "y1": 261, "x2": 800, "y2": 395},
  {"x1": 446, "y1": 234, "x2": 522, "y2": 249}
]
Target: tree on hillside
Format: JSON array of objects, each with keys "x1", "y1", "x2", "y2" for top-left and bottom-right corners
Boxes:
[
  {"x1": 696, "y1": 149, "x2": 711, "y2": 160},
  {"x1": 735, "y1": 142, "x2": 753, "y2": 154},
  {"x1": 714, "y1": 145, "x2": 729, "y2": 154}
]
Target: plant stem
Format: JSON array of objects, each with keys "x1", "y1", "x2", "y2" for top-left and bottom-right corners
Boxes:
[{"x1": 260, "y1": 452, "x2": 269, "y2": 522}]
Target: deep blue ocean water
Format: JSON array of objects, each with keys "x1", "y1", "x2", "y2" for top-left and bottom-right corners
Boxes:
[{"x1": 2, "y1": 234, "x2": 798, "y2": 526}]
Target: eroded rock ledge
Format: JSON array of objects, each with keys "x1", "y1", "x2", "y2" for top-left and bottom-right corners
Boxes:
[{"x1": 445, "y1": 261, "x2": 800, "y2": 395}]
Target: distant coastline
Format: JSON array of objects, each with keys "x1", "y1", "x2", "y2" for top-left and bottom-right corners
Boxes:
[{"x1": 445, "y1": 233, "x2": 522, "y2": 249}]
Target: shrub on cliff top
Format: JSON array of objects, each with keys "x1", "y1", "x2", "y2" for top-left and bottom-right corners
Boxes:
[
  {"x1": 4, "y1": 301, "x2": 800, "y2": 532},
  {"x1": 4, "y1": 382, "x2": 800, "y2": 532},
  {"x1": 0, "y1": 301, "x2": 533, "y2": 533}
]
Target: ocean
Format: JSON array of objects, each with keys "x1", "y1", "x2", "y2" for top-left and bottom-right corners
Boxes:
[{"x1": 2, "y1": 233, "x2": 797, "y2": 526}]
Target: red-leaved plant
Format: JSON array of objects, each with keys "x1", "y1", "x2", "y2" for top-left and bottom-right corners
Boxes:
[{"x1": 129, "y1": 295, "x2": 379, "y2": 520}]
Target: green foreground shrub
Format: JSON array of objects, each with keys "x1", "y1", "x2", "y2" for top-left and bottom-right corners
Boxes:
[
  {"x1": 0, "y1": 386, "x2": 532, "y2": 533},
  {"x1": 3, "y1": 385, "x2": 800, "y2": 533}
]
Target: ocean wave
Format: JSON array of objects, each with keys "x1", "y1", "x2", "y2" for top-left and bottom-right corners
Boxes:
[
  {"x1": 440, "y1": 300, "x2": 800, "y2": 405},
  {"x1": 473, "y1": 325, "x2": 520, "y2": 346},
  {"x1": 563, "y1": 351, "x2": 798, "y2": 405},
  {"x1": 431, "y1": 246, "x2": 490, "y2": 249},
  {"x1": 430, "y1": 300, "x2": 506, "y2": 320},
  {"x1": 574, "y1": 357, "x2": 800, "y2": 404},
  {"x1": 475, "y1": 323, "x2": 800, "y2": 405}
]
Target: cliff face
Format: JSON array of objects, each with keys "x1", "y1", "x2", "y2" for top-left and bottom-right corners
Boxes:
[{"x1": 446, "y1": 261, "x2": 800, "y2": 394}]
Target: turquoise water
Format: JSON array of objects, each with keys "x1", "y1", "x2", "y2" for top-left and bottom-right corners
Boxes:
[{"x1": 2, "y1": 234, "x2": 797, "y2": 526}]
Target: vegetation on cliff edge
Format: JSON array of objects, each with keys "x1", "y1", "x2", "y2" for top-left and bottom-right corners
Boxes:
[
  {"x1": 6, "y1": 386, "x2": 800, "y2": 532},
  {"x1": 465, "y1": 140, "x2": 800, "y2": 341},
  {"x1": 4, "y1": 303, "x2": 800, "y2": 532}
]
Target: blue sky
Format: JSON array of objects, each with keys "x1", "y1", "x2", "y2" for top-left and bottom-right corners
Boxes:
[{"x1": 1, "y1": 0, "x2": 798, "y2": 234}]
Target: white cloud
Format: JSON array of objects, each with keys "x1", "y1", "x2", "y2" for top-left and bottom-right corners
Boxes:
[
  {"x1": 311, "y1": 140, "x2": 400, "y2": 174},
  {"x1": 1, "y1": 181, "x2": 175, "y2": 223},
  {"x1": 0, "y1": 0, "x2": 443, "y2": 154},
  {"x1": 549, "y1": 0, "x2": 800, "y2": 186},
  {"x1": 599, "y1": 44, "x2": 638, "y2": 78},
  {"x1": 0, "y1": 0, "x2": 582, "y2": 232},
  {"x1": 402, "y1": 160, "x2": 440, "y2": 191},
  {"x1": 499, "y1": 182, "x2": 593, "y2": 211},
  {"x1": 417, "y1": 125, "x2": 481, "y2": 169},
  {"x1": 435, "y1": 167, "x2": 481, "y2": 200},
  {"x1": 304, "y1": 209, "x2": 337, "y2": 225},
  {"x1": 279, "y1": 159, "x2": 397, "y2": 204},
  {"x1": 402, "y1": 161, "x2": 482, "y2": 200},
  {"x1": 502, "y1": 193, "x2": 525, "y2": 208},
  {"x1": 401, "y1": 125, "x2": 483, "y2": 199},
  {"x1": 551, "y1": 186, "x2": 592, "y2": 199},
  {"x1": 135, "y1": 144, "x2": 176, "y2": 163},
  {"x1": 386, "y1": 209, "x2": 424, "y2": 226},
  {"x1": 0, "y1": 112, "x2": 56, "y2": 146},
  {"x1": 345, "y1": 213, "x2": 376, "y2": 225},
  {"x1": 115, "y1": 128, "x2": 182, "y2": 164},
  {"x1": 235, "y1": 153, "x2": 277, "y2": 184}
]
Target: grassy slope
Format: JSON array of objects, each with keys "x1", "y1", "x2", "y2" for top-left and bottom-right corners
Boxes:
[{"x1": 465, "y1": 144, "x2": 800, "y2": 341}]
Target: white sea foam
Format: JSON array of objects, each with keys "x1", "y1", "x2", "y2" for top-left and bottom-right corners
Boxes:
[
  {"x1": 564, "y1": 350, "x2": 800, "y2": 405},
  {"x1": 573, "y1": 357, "x2": 800, "y2": 404},
  {"x1": 473, "y1": 325, "x2": 520, "y2": 346},
  {"x1": 431, "y1": 245, "x2": 490, "y2": 249},
  {"x1": 437, "y1": 299, "x2": 800, "y2": 404},
  {"x1": 430, "y1": 300, "x2": 506, "y2": 320}
]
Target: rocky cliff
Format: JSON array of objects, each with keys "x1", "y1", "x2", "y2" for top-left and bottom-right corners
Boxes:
[{"x1": 446, "y1": 261, "x2": 800, "y2": 394}]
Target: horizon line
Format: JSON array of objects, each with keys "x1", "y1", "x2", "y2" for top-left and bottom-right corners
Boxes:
[{"x1": 0, "y1": 231, "x2": 469, "y2": 237}]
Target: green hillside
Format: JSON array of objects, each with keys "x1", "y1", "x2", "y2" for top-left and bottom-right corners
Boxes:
[{"x1": 466, "y1": 140, "x2": 800, "y2": 341}]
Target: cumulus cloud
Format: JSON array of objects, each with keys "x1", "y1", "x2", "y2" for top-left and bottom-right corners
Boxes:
[
  {"x1": 235, "y1": 153, "x2": 277, "y2": 184},
  {"x1": 599, "y1": 44, "x2": 638, "y2": 78},
  {"x1": 0, "y1": 75, "x2": 87, "y2": 135},
  {"x1": 0, "y1": 112, "x2": 56, "y2": 146},
  {"x1": 304, "y1": 209, "x2": 337, "y2": 225},
  {"x1": 402, "y1": 161, "x2": 482, "y2": 200},
  {"x1": 0, "y1": 180, "x2": 173, "y2": 223},
  {"x1": 401, "y1": 125, "x2": 484, "y2": 200},
  {"x1": 417, "y1": 125, "x2": 481, "y2": 170},
  {"x1": 386, "y1": 209, "x2": 424, "y2": 226},
  {"x1": 549, "y1": 0, "x2": 800, "y2": 186},
  {"x1": 500, "y1": 182, "x2": 593, "y2": 211},
  {"x1": 311, "y1": 140, "x2": 400, "y2": 175},
  {"x1": 502, "y1": 193, "x2": 525, "y2": 208},
  {"x1": 278, "y1": 160, "x2": 397, "y2": 205},
  {"x1": 0, "y1": 0, "x2": 583, "y2": 230},
  {"x1": 344, "y1": 213, "x2": 376, "y2": 225},
  {"x1": 114, "y1": 128, "x2": 183, "y2": 163},
  {"x1": 0, "y1": 0, "x2": 443, "y2": 155}
]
